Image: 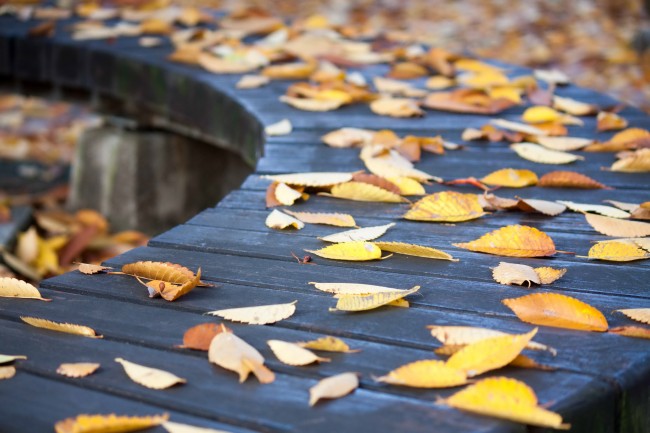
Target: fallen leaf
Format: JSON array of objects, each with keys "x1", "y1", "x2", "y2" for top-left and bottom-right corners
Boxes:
[
  {"x1": 319, "y1": 223, "x2": 395, "y2": 243},
  {"x1": 539, "y1": 171, "x2": 608, "y2": 189},
  {"x1": 552, "y1": 95, "x2": 597, "y2": 116},
  {"x1": 121, "y1": 261, "x2": 196, "y2": 285},
  {"x1": 535, "y1": 68, "x2": 570, "y2": 85},
  {"x1": 369, "y1": 98, "x2": 424, "y2": 118},
  {"x1": 56, "y1": 363, "x2": 100, "y2": 378},
  {"x1": 534, "y1": 267, "x2": 567, "y2": 285},
  {"x1": 324, "y1": 181, "x2": 407, "y2": 203},
  {"x1": 0, "y1": 366, "x2": 15, "y2": 380},
  {"x1": 263, "y1": 172, "x2": 353, "y2": 187},
  {"x1": 404, "y1": 191, "x2": 485, "y2": 222},
  {"x1": 309, "y1": 372, "x2": 359, "y2": 406},
  {"x1": 77, "y1": 263, "x2": 112, "y2": 274},
  {"x1": 428, "y1": 325, "x2": 556, "y2": 355},
  {"x1": 321, "y1": 128, "x2": 375, "y2": 148},
  {"x1": 446, "y1": 329, "x2": 538, "y2": 377},
  {"x1": 0, "y1": 354, "x2": 27, "y2": 364},
  {"x1": 610, "y1": 148, "x2": 650, "y2": 172},
  {"x1": 297, "y1": 336, "x2": 359, "y2": 353},
  {"x1": 425, "y1": 76, "x2": 455, "y2": 89},
  {"x1": 388, "y1": 176, "x2": 426, "y2": 195},
  {"x1": 515, "y1": 198, "x2": 566, "y2": 216},
  {"x1": 609, "y1": 326, "x2": 650, "y2": 339},
  {"x1": 309, "y1": 282, "x2": 408, "y2": 296},
  {"x1": 198, "y1": 52, "x2": 262, "y2": 75},
  {"x1": 597, "y1": 111, "x2": 628, "y2": 131},
  {"x1": 585, "y1": 213, "x2": 650, "y2": 237},
  {"x1": 115, "y1": 358, "x2": 185, "y2": 390},
  {"x1": 423, "y1": 89, "x2": 515, "y2": 114},
  {"x1": 206, "y1": 301, "x2": 297, "y2": 325},
  {"x1": 262, "y1": 61, "x2": 317, "y2": 80},
  {"x1": 280, "y1": 95, "x2": 344, "y2": 111},
  {"x1": 306, "y1": 241, "x2": 383, "y2": 261},
  {"x1": 373, "y1": 77, "x2": 426, "y2": 98},
  {"x1": 332, "y1": 286, "x2": 420, "y2": 312},
  {"x1": 491, "y1": 119, "x2": 548, "y2": 136},
  {"x1": 481, "y1": 168, "x2": 538, "y2": 188},
  {"x1": 373, "y1": 241, "x2": 457, "y2": 261},
  {"x1": 284, "y1": 210, "x2": 356, "y2": 227},
  {"x1": 503, "y1": 293, "x2": 608, "y2": 332},
  {"x1": 511, "y1": 143, "x2": 583, "y2": 164},
  {"x1": 21, "y1": 316, "x2": 102, "y2": 338},
  {"x1": 492, "y1": 262, "x2": 540, "y2": 286},
  {"x1": 558, "y1": 201, "x2": 629, "y2": 218},
  {"x1": 163, "y1": 421, "x2": 233, "y2": 433},
  {"x1": 586, "y1": 241, "x2": 650, "y2": 262},
  {"x1": 375, "y1": 360, "x2": 467, "y2": 388},
  {"x1": 440, "y1": 377, "x2": 570, "y2": 429},
  {"x1": 0, "y1": 277, "x2": 49, "y2": 301},
  {"x1": 535, "y1": 136, "x2": 592, "y2": 151},
  {"x1": 236, "y1": 74, "x2": 270, "y2": 89},
  {"x1": 351, "y1": 173, "x2": 401, "y2": 195},
  {"x1": 268, "y1": 340, "x2": 330, "y2": 366},
  {"x1": 603, "y1": 200, "x2": 639, "y2": 212},
  {"x1": 54, "y1": 414, "x2": 169, "y2": 433},
  {"x1": 264, "y1": 119, "x2": 292, "y2": 136},
  {"x1": 478, "y1": 193, "x2": 519, "y2": 211},
  {"x1": 274, "y1": 183, "x2": 303, "y2": 206},
  {"x1": 208, "y1": 329, "x2": 275, "y2": 384},
  {"x1": 586, "y1": 128, "x2": 650, "y2": 152},
  {"x1": 363, "y1": 154, "x2": 437, "y2": 182},
  {"x1": 265, "y1": 210, "x2": 304, "y2": 230},
  {"x1": 522, "y1": 106, "x2": 563, "y2": 124},
  {"x1": 614, "y1": 309, "x2": 650, "y2": 325},
  {"x1": 179, "y1": 323, "x2": 231, "y2": 351},
  {"x1": 453, "y1": 225, "x2": 556, "y2": 257}
]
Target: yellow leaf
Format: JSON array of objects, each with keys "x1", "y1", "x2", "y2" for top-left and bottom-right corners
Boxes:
[
  {"x1": 609, "y1": 326, "x2": 650, "y2": 339},
  {"x1": 283, "y1": 210, "x2": 356, "y2": 227},
  {"x1": 491, "y1": 119, "x2": 547, "y2": 136},
  {"x1": 515, "y1": 198, "x2": 566, "y2": 216},
  {"x1": 262, "y1": 61, "x2": 317, "y2": 80},
  {"x1": 274, "y1": 182, "x2": 303, "y2": 206},
  {"x1": 425, "y1": 75, "x2": 455, "y2": 90},
  {"x1": 487, "y1": 86, "x2": 522, "y2": 104},
  {"x1": 481, "y1": 168, "x2": 538, "y2": 188},
  {"x1": 0, "y1": 366, "x2": 15, "y2": 380},
  {"x1": 446, "y1": 329, "x2": 537, "y2": 377},
  {"x1": 265, "y1": 210, "x2": 304, "y2": 230},
  {"x1": 369, "y1": 98, "x2": 424, "y2": 118},
  {"x1": 77, "y1": 263, "x2": 111, "y2": 275},
  {"x1": 511, "y1": 143, "x2": 583, "y2": 164},
  {"x1": 297, "y1": 336, "x2": 359, "y2": 353},
  {"x1": 163, "y1": 421, "x2": 232, "y2": 433},
  {"x1": 280, "y1": 95, "x2": 343, "y2": 111},
  {"x1": 121, "y1": 261, "x2": 196, "y2": 285},
  {"x1": 325, "y1": 182, "x2": 407, "y2": 203},
  {"x1": 363, "y1": 155, "x2": 437, "y2": 183},
  {"x1": 56, "y1": 363, "x2": 100, "y2": 378},
  {"x1": 208, "y1": 329, "x2": 275, "y2": 384},
  {"x1": 503, "y1": 293, "x2": 608, "y2": 332},
  {"x1": 0, "y1": 354, "x2": 27, "y2": 364},
  {"x1": 21, "y1": 316, "x2": 102, "y2": 338},
  {"x1": 455, "y1": 59, "x2": 503, "y2": 74},
  {"x1": 428, "y1": 325, "x2": 556, "y2": 355},
  {"x1": 387, "y1": 176, "x2": 426, "y2": 195},
  {"x1": 522, "y1": 106, "x2": 562, "y2": 124},
  {"x1": 309, "y1": 282, "x2": 409, "y2": 296},
  {"x1": 585, "y1": 213, "x2": 650, "y2": 237},
  {"x1": 319, "y1": 223, "x2": 395, "y2": 243},
  {"x1": 115, "y1": 358, "x2": 185, "y2": 390},
  {"x1": 441, "y1": 377, "x2": 570, "y2": 429},
  {"x1": 198, "y1": 52, "x2": 261, "y2": 75},
  {"x1": 404, "y1": 191, "x2": 485, "y2": 222},
  {"x1": 54, "y1": 413, "x2": 169, "y2": 433},
  {"x1": 615, "y1": 308, "x2": 650, "y2": 325},
  {"x1": 267, "y1": 340, "x2": 330, "y2": 366},
  {"x1": 0, "y1": 277, "x2": 49, "y2": 301},
  {"x1": 306, "y1": 241, "x2": 382, "y2": 261},
  {"x1": 535, "y1": 136, "x2": 592, "y2": 151},
  {"x1": 586, "y1": 241, "x2": 650, "y2": 262},
  {"x1": 236, "y1": 74, "x2": 270, "y2": 89},
  {"x1": 321, "y1": 127, "x2": 375, "y2": 148},
  {"x1": 597, "y1": 111, "x2": 628, "y2": 131},
  {"x1": 533, "y1": 267, "x2": 567, "y2": 285},
  {"x1": 206, "y1": 301, "x2": 297, "y2": 325},
  {"x1": 309, "y1": 372, "x2": 359, "y2": 406},
  {"x1": 332, "y1": 286, "x2": 420, "y2": 312},
  {"x1": 492, "y1": 262, "x2": 540, "y2": 286},
  {"x1": 610, "y1": 148, "x2": 650, "y2": 172},
  {"x1": 552, "y1": 96, "x2": 596, "y2": 116},
  {"x1": 373, "y1": 241, "x2": 457, "y2": 261},
  {"x1": 264, "y1": 119, "x2": 292, "y2": 136},
  {"x1": 263, "y1": 172, "x2": 353, "y2": 187},
  {"x1": 559, "y1": 201, "x2": 629, "y2": 218},
  {"x1": 375, "y1": 360, "x2": 467, "y2": 388},
  {"x1": 453, "y1": 225, "x2": 556, "y2": 257}
]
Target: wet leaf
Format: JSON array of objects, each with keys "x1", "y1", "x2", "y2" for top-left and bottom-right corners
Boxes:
[
  {"x1": 21, "y1": 316, "x2": 102, "y2": 338},
  {"x1": 266, "y1": 210, "x2": 304, "y2": 230},
  {"x1": 307, "y1": 241, "x2": 382, "y2": 261},
  {"x1": 206, "y1": 301, "x2": 296, "y2": 325},
  {"x1": 609, "y1": 326, "x2": 650, "y2": 339},
  {"x1": 373, "y1": 241, "x2": 457, "y2": 261},
  {"x1": 0, "y1": 277, "x2": 49, "y2": 301},
  {"x1": 404, "y1": 191, "x2": 485, "y2": 222},
  {"x1": 319, "y1": 223, "x2": 395, "y2": 243},
  {"x1": 284, "y1": 210, "x2": 356, "y2": 227},
  {"x1": 539, "y1": 171, "x2": 608, "y2": 189},
  {"x1": 325, "y1": 182, "x2": 407, "y2": 203},
  {"x1": 54, "y1": 413, "x2": 169, "y2": 433},
  {"x1": 268, "y1": 340, "x2": 330, "y2": 366},
  {"x1": 332, "y1": 286, "x2": 420, "y2": 312},
  {"x1": 503, "y1": 293, "x2": 608, "y2": 332},
  {"x1": 321, "y1": 128, "x2": 375, "y2": 148},
  {"x1": 614, "y1": 308, "x2": 650, "y2": 325},
  {"x1": 56, "y1": 363, "x2": 100, "y2": 378},
  {"x1": 208, "y1": 329, "x2": 275, "y2": 384},
  {"x1": 481, "y1": 168, "x2": 538, "y2": 188},
  {"x1": 264, "y1": 119, "x2": 292, "y2": 136},
  {"x1": 369, "y1": 98, "x2": 424, "y2": 118},
  {"x1": 511, "y1": 143, "x2": 583, "y2": 164},
  {"x1": 492, "y1": 262, "x2": 540, "y2": 286},
  {"x1": 428, "y1": 325, "x2": 556, "y2": 355},
  {"x1": 585, "y1": 213, "x2": 650, "y2": 237},
  {"x1": 586, "y1": 241, "x2": 650, "y2": 262},
  {"x1": 263, "y1": 172, "x2": 353, "y2": 187},
  {"x1": 115, "y1": 358, "x2": 185, "y2": 390},
  {"x1": 375, "y1": 360, "x2": 467, "y2": 388},
  {"x1": 309, "y1": 372, "x2": 359, "y2": 406},
  {"x1": 453, "y1": 225, "x2": 556, "y2": 257},
  {"x1": 180, "y1": 323, "x2": 231, "y2": 351},
  {"x1": 597, "y1": 111, "x2": 627, "y2": 131},
  {"x1": 440, "y1": 377, "x2": 569, "y2": 429},
  {"x1": 297, "y1": 336, "x2": 359, "y2": 353}
]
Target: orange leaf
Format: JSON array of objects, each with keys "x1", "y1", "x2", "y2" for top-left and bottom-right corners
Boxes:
[
  {"x1": 597, "y1": 111, "x2": 628, "y2": 131},
  {"x1": 423, "y1": 89, "x2": 515, "y2": 114},
  {"x1": 179, "y1": 323, "x2": 231, "y2": 351},
  {"x1": 539, "y1": 171, "x2": 609, "y2": 189},
  {"x1": 387, "y1": 62, "x2": 428, "y2": 79},
  {"x1": 502, "y1": 293, "x2": 608, "y2": 332},
  {"x1": 481, "y1": 168, "x2": 538, "y2": 188},
  {"x1": 453, "y1": 225, "x2": 556, "y2": 257}
]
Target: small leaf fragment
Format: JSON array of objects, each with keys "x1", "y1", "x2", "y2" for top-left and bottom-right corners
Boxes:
[
  {"x1": 274, "y1": 183, "x2": 303, "y2": 206},
  {"x1": 319, "y1": 223, "x2": 395, "y2": 243},
  {"x1": 115, "y1": 358, "x2": 185, "y2": 390},
  {"x1": 375, "y1": 360, "x2": 467, "y2": 388},
  {"x1": 264, "y1": 119, "x2": 292, "y2": 136},
  {"x1": 609, "y1": 326, "x2": 650, "y2": 339},
  {"x1": 321, "y1": 128, "x2": 374, "y2": 148},
  {"x1": 0, "y1": 277, "x2": 49, "y2": 301},
  {"x1": 297, "y1": 336, "x2": 359, "y2": 353},
  {"x1": 77, "y1": 263, "x2": 112, "y2": 275},
  {"x1": 180, "y1": 323, "x2": 231, "y2": 351},
  {"x1": 369, "y1": 98, "x2": 424, "y2": 118},
  {"x1": 54, "y1": 413, "x2": 169, "y2": 433},
  {"x1": 206, "y1": 301, "x2": 296, "y2": 325},
  {"x1": 284, "y1": 210, "x2": 356, "y2": 227},
  {"x1": 614, "y1": 309, "x2": 650, "y2": 325},
  {"x1": 56, "y1": 363, "x2": 100, "y2": 378},
  {"x1": 163, "y1": 421, "x2": 233, "y2": 433},
  {"x1": 268, "y1": 340, "x2": 330, "y2": 366},
  {"x1": 306, "y1": 242, "x2": 382, "y2": 261},
  {"x1": 236, "y1": 74, "x2": 270, "y2": 89},
  {"x1": 309, "y1": 372, "x2": 359, "y2": 406},
  {"x1": 597, "y1": 111, "x2": 628, "y2": 131},
  {"x1": 533, "y1": 267, "x2": 567, "y2": 285},
  {"x1": 21, "y1": 316, "x2": 102, "y2": 338},
  {"x1": 373, "y1": 241, "x2": 457, "y2": 261},
  {"x1": 0, "y1": 354, "x2": 27, "y2": 364},
  {"x1": 332, "y1": 286, "x2": 420, "y2": 312},
  {"x1": 492, "y1": 262, "x2": 541, "y2": 286},
  {"x1": 0, "y1": 366, "x2": 16, "y2": 380},
  {"x1": 454, "y1": 225, "x2": 556, "y2": 257},
  {"x1": 265, "y1": 210, "x2": 304, "y2": 230}
]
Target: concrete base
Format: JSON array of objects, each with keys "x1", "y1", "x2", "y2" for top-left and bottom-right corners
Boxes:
[{"x1": 69, "y1": 126, "x2": 252, "y2": 235}]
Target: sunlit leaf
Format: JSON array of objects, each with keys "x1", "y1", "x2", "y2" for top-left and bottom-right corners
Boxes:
[
  {"x1": 375, "y1": 360, "x2": 467, "y2": 388},
  {"x1": 265, "y1": 210, "x2": 304, "y2": 230},
  {"x1": 280, "y1": 95, "x2": 344, "y2": 111},
  {"x1": 515, "y1": 198, "x2": 566, "y2": 216},
  {"x1": 332, "y1": 286, "x2": 420, "y2": 312},
  {"x1": 236, "y1": 74, "x2": 270, "y2": 89},
  {"x1": 511, "y1": 143, "x2": 583, "y2": 164},
  {"x1": 492, "y1": 262, "x2": 540, "y2": 286},
  {"x1": 0, "y1": 354, "x2": 27, "y2": 364},
  {"x1": 535, "y1": 136, "x2": 592, "y2": 151},
  {"x1": 585, "y1": 213, "x2": 650, "y2": 237},
  {"x1": 533, "y1": 267, "x2": 567, "y2": 285},
  {"x1": 54, "y1": 414, "x2": 169, "y2": 433},
  {"x1": 325, "y1": 181, "x2": 407, "y2": 203},
  {"x1": 77, "y1": 263, "x2": 112, "y2": 275},
  {"x1": 21, "y1": 316, "x2": 102, "y2": 338},
  {"x1": 586, "y1": 241, "x2": 650, "y2": 262},
  {"x1": 481, "y1": 168, "x2": 538, "y2": 188},
  {"x1": 319, "y1": 223, "x2": 395, "y2": 243},
  {"x1": 404, "y1": 191, "x2": 485, "y2": 222},
  {"x1": 206, "y1": 301, "x2": 297, "y2": 325},
  {"x1": 428, "y1": 325, "x2": 556, "y2": 355},
  {"x1": 614, "y1": 308, "x2": 650, "y2": 325},
  {"x1": 453, "y1": 225, "x2": 556, "y2": 257},
  {"x1": 0, "y1": 366, "x2": 15, "y2": 380},
  {"x1": 307, "y1": 241, "x2": 382, "y2": 261},
  {"x1": 0, "y1": 277, "x2": 49, "y2": 301},
  {"x1": 491, "y1": 119, "x2": 547, "y2": 136},
  {"x1": 558, "y1": 201, "x2": 629, "y2": 218},
  {"x1": 309, "y1": 282, "x2": 408, "y2": 296}
]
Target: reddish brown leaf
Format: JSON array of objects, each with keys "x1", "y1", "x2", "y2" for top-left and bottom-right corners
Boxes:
[
  {"x1": 179, "y1": 323, "x2": 232, "y2": 351},
  {"x1": 539, "y1": 171, "x2": 610, "y2": 189},
  {"x1": 351, "y1": 173, "x2": 401, "y2": 195},
  {"x1": 265, "y1": 182, "x2": 282, "y2": 208}
]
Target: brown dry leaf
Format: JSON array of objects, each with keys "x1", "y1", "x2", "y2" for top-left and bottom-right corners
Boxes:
[
  {"x1": 332, "y1": 286, "x2": 420, "y2": 312},
  {"x1": 535, "y1": 136, "x2": 592, "y2": 151},
  {"x1": 552, "y1": 95, "x2": 597, "y2": 116},
  {"x1": 283, "y1": 210, "x2": 356, "y2": 227},
  {"x1": 492, "y1": 262, "x2": 541, "y2": 286},
  {"x1": 115, "y1": 358, "x2": 185, "y2": 390},
  {"x1": 263, "y1": 172, "x2": 353, "y2": 187},
  {"x1": 503, "y1": 293, "x2": 608, "y2": 332},
  {"x1": 297, "y1": 336, "x2": 359, "y2": 353},
  {"x1": 309, "y1": 282, "x2": 409, "y2": 296},
  {"x1": 0, "y1": 366, "x2": 16, "y2": 380},
  {"x1": 375, "y1": 359, "x2": 467, "y2": 388},
  {"x1": 265, "y1": 210, "x2": 304, "y2": 230},
  {"x1": 373, "y1": 241, "x2": 457, "y2": 261},
  {"x1": 280, "y1": 95, "x2": 344, "y2": 112},
  {"x1": 208, "y1": 328, "x2": 275, "y2": 384},
  {"x1": 265, "y1": 182, "x2": 282, "y2": 208},
  {"x1": 369, "y1": 98, "x2": 424, "y2": 118},
  {"x1": 351, "y1": 173, "x2": 401, "y2": 195},
  {"x1": 446, "y1": 328, "x2": 538, "y2": 377},
  {"x1": 21, "y1": 316, "x2": 102, "y2": 338},
  {"x1": 121, "y1": 261, "x2": 195, "y2": 285},
  {"x1": 77, "y1": 263, "x2": 112, "y2": 275},
  {"x1": 585, "y1": 213, "x2": 650, "y2": 237},
  {"x1": 423, "y1": 89, "x2": 515, "y2": 114},
  {"x1": 309, "y1": 372, "x2": 359, "y2": 406},
  {"x1": 404, "y1": 191, "x2": 485, "y2": 222},
  {"x1": 453, "y1": 225, "x2": 556, "y2": 258},
  {"x1": 206, "y1": 301, "x2": 297, "y2": 325},
  {"x1": 615, "y1": 309, "x2": 650, "y2": 325},
  {"x1": 267, "y1": 340, "x2": 330, "y2": 366},
  {"x1": 539, "y1": 171, "x2": 608, "y2": 189},
  {"x1": 534, "y1": 267, "x2": 567, "y2": 285},
  {"x1": 179, "y1": 323, "x2": 231, "y2": 351},
  {"x1": 610, "y1": 148, "x2": 650, "y2": 172},
  {"x1": 515, "y1": 198, "x2": 566, "y2": 216},
  {"x1": 586, "y1": 241, "x2": 650, "y2": 262},
  {"x1": 306, "y1": 241, "x2": 383, "y2": 261},
  {"x1": 511, "y1": 143, "x2": 583, "y2": 164},
  {"x1": 54, "y1": 413, "x2": 169, "y2": 433},
  {"x1": 428, "y1": 325, "x2": 556, "y2": 355},
  {"x1": 609, "y1": 326, "x2": 650, "y2": 339},
  {"x1": 319, "y1": 223, "x2": 395, "y2": 243},
  {"x1": 0, "y1": 277, "x2": 49, "y2": 301},
  {"x1": 478, "y1": 193, "x2": 519, "y2": 211},
  {"x1": 56, "y1": 363, "x2": 100, "y2": 378},
  {"x1": 321, "y1": 128, "x2": 375, "y2": 148},
  {"x1": 597, "y1": 111, "x2": 628, "y2": 131},
  {"x1": 325, "y1": 182, "x2": 407, "y2": 203},
  {"x1": 440, "y1": 377, "x2": 569, "y2": 429},
  {"x1": 481, "y1": 169, "x2": 538, "y2": 188},
  {"x1": 236, "y1": 74, "x2": 270, "y2": 89}
]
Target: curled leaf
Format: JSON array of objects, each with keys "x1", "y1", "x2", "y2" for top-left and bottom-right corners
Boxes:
[
  {"x1": 306, "y1": 242, "x2": 383, "y2": 261},
  {"x1": 375, "y1": 360, "x2": 467, "y2": 388},
  {"x1": 206, "y1": 301, "x2": 297, "y2": 325},
  {"x1": 21, "y1": 316, "x2": 102, "y2": 338},
  {"x1": 115, "y1": 358, "x2": 185, "y2": 390},
  {"x1": 274, "y1": 183, "x2": 303, "y2": 206},
  {"x1": 319, "y1": 223, "x2": 395, "y2": 243},
  {"x1": 453, "y1": 225, "x2": 556, "y2": 257},
  {"x1": 597, "y1": 111, "x2": 628, "y2": 131},
  {"x1": 208, "y1": 329, "x2": 275, "y2": 384},
  {"x1": 309, "y1": 372, "x2": 359, "y2": 406},
  {"x1": 268, "y1": 340, "x2": 330, "y2": 366},
  {"x1": 332, "y1": 286, "x2": 420, "y2": 312},
  {"x1": 373, "y1": 241, "x2": 457, "y2": 261}
]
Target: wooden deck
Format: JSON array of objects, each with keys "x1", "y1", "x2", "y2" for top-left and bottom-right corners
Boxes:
[{"x1": 1, "y1": 13, "x2": 650, "y2": 433}]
